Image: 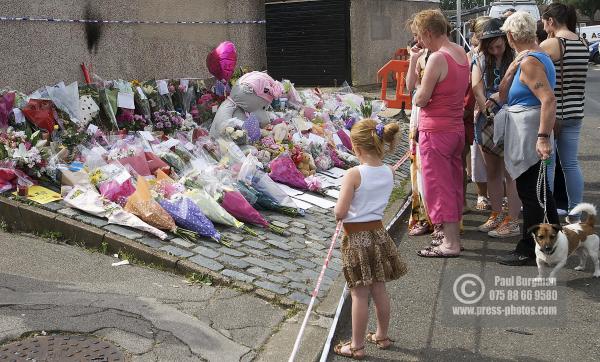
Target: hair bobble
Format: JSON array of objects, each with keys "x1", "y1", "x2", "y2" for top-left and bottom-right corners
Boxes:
[{"x1": 375, "y1": 123, "x2": 384, "y2": 139}]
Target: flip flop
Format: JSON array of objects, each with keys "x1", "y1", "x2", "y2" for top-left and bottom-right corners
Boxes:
[
  {"x1": 333, "y1": 341, "x2": 365, "y2": 360},
  {"x1": 417, "y1": 246, "x2": 460, "y2": 258},
  {"x1": 366, "y1": 332, "x2": 394, "y2": 350}
]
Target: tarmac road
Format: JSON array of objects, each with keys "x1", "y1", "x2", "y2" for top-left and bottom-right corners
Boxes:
[
  {"x1": 0, "y1": 232, "x2": 287, "y2": 361},
  {"x1": 328, "y1": 65, "x2": 600, "y2": 362}
]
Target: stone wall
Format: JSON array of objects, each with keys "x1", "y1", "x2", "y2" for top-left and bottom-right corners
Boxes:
[
  {"x1": 0, "y1": 0, "x2": 266, "y2": 92},
  {"x1": 349, "y1": 0, "x2": 439, "y2": 86}
]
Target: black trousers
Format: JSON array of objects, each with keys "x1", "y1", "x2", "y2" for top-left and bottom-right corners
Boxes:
[{"x1": 514, "y1": 161, "x2": 560, "y2": 258}]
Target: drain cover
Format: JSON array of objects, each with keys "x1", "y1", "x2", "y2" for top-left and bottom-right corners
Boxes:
[{"x1": 0, "y1": 335, "x2": 124, "y2": 361}]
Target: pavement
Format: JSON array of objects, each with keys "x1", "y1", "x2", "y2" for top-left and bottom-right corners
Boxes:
[{"x1": 327, "y1": 66, "x2": 600, "y2": 361}]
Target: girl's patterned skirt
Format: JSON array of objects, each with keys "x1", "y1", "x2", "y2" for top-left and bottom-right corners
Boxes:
[{"x1": 341, "y1": 221, "x2": 407, "y2": 288}]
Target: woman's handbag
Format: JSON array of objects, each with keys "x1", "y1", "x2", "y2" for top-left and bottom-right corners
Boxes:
[{"x1": 480, "y1": 102, "x2": 503, "y2": 157}]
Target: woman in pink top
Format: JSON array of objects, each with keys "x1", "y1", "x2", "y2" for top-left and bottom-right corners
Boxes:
[{"x1": 410, "y1": 9, "x2": 470, "y2": 257}]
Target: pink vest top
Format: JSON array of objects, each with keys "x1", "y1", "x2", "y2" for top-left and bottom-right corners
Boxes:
[{"x1": 419, "y1": 51, "x2": 469, "y2": 133}]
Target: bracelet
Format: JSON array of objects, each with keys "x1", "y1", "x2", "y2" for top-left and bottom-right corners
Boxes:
[
  {"x1": 537, "y1": 133, "x2": 550, "y2": 138},
  {"x1": 487, "y1": 98, "x2": 500, "y2": 108}
]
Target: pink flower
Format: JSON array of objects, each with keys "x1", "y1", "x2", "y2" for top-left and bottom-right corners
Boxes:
[
  {"x1": 305, "y1": 175, "x2": 321, "y2": 192},
  {"x1": 199, "y1": 94, "x2": 213, "y2": 104}
]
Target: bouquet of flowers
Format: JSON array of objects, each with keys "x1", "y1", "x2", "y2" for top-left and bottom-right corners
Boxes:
[
  {"x1": 116, "y1": 109, "x2": 148, "y2": 132},
  {"x1": 184, "y1": 187, "x2": 257, "y2": 236},
  {"x1": 153, "y1": 169, "x2": 185, "y2": 198},
  {"x1": 193, "y1": 91, "x2": 222, "y2": 125},
  {"x1": 0, "y1": 160, "x2": 33, "y2": 192},
  {"x1": 124, "y1": 176, "x2": 197, "y2": 241},
  {"x1": 269, "y1": 153, "x2": 308, "y2": 190},
  {"x1": 131, "y1": 81, "x2": 152, "y2": 121},
  {"x1": 158, "y1": 196, "x2": 227, "y2": 246},
  {"x1": 21, "y1": 99, "x2": 57, "y2": 134},
  {"x1": 98, "y1": 178, "x2": 136, "y2": 206},
  {"x1": 106, "y1": 139, "x2": 151, "y2": 177},
  {"x1": 46, "y1": 81, "x2": 82, "y2": 125},
  {"x1": 237, "y1": 180, "x2": 304, "y2": 218},
  {"x1": 87, "y1": 160, "x2": 133, "y2": 195},
  {"x1": 0, "y1": 128, "x2": 48, "y2": 178},
  {"x1": 220, "y1": 190, "x2": 269, "y2": 228},
  {"x1": 97, "y1": 86, "x2": 119, "y2": 131},
  {"x1": 64, "y1": 185, "x2": 168, "y2": 239},
  {"x1": 237, "y1": 154, "x2": 303, "y2": 215},
  {"x1": 152, "y1": 110, "x2": 184, "y2": 135},
  {"x1": 0, "y1": 91, "x2": 16, "y2": 129}
]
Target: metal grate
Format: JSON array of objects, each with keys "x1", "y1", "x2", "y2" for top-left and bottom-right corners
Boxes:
[{"x1": 0, "y1": 335, "x2": 124, "y2": 362}]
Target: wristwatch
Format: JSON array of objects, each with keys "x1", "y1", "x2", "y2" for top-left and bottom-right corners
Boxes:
[{"x1": 537, "y1": 133, "x2": 550, "y2": 138}]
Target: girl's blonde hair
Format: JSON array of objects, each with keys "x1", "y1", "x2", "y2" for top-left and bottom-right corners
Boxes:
[
  {"x1": 471, "y1": 16, "x2": 492, "y2": 38},
  {"x1": 350, "y1": 119, "x2": 400, "y2": 159},
  {"x1": 412, "y1": 9, "x2": 449, "y2": 37}
]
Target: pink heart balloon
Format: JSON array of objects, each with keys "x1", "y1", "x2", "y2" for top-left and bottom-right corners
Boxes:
[{"x1": 206, "y1": 41, "x2": 237, "y2": 82}]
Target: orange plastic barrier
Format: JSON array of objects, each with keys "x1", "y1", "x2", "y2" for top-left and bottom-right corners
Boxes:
[{"x1": 377, "y1": 59, "x2": 412, "y2": 109}]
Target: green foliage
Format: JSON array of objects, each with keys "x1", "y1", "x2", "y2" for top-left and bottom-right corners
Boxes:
[
  {"x1": 39, "y1": 231, "x2": 62, "y2": 241},
  {"x1": 563, "y1": 0, "x2": 599, "y2": 21},
  {"x1": 99, "y1": 241, "x2": 109, "y2": 254},
  {"x1": 441, "y1": 0, "x2": 486, "y2": 11},
  {"x1": 187, "y1": 272, "x2": 213, "y2": 286},
  {"x1": 359, "y1": 101, "x2": 373, "y2": 119}
]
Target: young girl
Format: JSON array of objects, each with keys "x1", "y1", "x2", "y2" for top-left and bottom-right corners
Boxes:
[
  {"x1": 406, "y1": 26, "x2": 434, "y2": 238},
  {"x1": 333, "y1": 119, "x2": 407, "y2": 360}
]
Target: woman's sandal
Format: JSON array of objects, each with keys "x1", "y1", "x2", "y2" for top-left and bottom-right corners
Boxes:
[
  {"x1": 417, "y1": 246, "x2": 460, "y2": 258},
  {"x1": 430, "y1": 238, "x2": 443, "y2": 247},
  {"x1": 430, "y1": 239, "x2": 465, "y2": 251},
  {"x1": 409, "y1": 223, "x2": 430, "y2": 236},
  {"x1": 366, "y1": 332, "x2": 394, "y2": 350},
  {"x1": 333, "y1": 341, "x2": 365, "y2": 360}
]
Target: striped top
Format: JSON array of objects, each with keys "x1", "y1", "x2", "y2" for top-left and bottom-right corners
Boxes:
[{"x1": 554, "y1": 38, "x2": 589, "y2": 120}]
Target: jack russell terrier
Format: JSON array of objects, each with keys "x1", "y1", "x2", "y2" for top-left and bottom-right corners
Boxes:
[{"x1": 530, "y1": 203, "x2": 600, "y2": 279}]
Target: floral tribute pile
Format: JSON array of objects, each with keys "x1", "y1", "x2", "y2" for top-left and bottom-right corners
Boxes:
[{"x1": 0, "y1": 48, "x2": 391, "y2": 245}]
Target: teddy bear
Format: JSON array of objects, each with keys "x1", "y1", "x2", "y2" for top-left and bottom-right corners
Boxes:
[
  {"x1": 297, "y1": 152, "x2": 316, "y2": 177},
  {"x1": 210, "y1": 71, "x2": 283, "y2": 139}
]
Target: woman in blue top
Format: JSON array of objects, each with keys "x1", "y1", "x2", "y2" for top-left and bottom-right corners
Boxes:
[{"x1": 495, "y1": 11, "x2": 560, "y2": 266}]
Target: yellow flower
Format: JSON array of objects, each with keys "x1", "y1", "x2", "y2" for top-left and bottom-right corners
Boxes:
[
  {"x1": 131, "y1": 80, "x2": 141, "y2": 87},
  {"x1": 90, "y1": 170, "x2": 103, "y2": 186}
]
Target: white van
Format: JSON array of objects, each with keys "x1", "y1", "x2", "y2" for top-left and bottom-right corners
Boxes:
[
  {"x1": 488, "y1": 0, "x2": 541, "y2": 21},
  {"x1": 579, "y1": 25, "x2": 600, "y2": 43}
]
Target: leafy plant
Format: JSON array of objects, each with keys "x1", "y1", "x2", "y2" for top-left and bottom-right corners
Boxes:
[
  {"x1": 359, "y1": 101, "x2": 373, "y2": 119},
  {"x1": 187, "y1": 272, "x2": 213, "y2": 286},
  {"x1": 99, "y1": 241, "x2": 109, "y2": 254}
]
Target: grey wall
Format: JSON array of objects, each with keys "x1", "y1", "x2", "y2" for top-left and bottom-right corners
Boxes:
[
  {"x1": 349, "y1": 0, "x2": 438, "y2": 86},
  {"x1": 0, "y1": 0, "x2": 266, "y2": 92}
]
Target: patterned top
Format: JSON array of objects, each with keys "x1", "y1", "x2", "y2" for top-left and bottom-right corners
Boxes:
[{"x1": 554, "y1": 38, "x2": 589, "y2": 120}]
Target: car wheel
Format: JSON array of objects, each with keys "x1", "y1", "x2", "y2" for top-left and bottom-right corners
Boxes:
[{"x1": 594, "y1": 52, "x2": 600, "y2": 64}]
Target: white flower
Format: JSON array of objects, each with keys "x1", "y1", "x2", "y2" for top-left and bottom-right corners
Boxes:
[
  {"x1": 225, "y1": 127, "x2": 235, "y2": 134},
  {"x1": 12, "y1": 143, "x2": 28, "y2": 161}
]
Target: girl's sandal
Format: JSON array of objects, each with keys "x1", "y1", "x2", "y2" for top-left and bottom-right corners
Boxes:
[
  {"x1": 333, "y1": 341, "x2": 365, "y2": 360},
  {"x1": 366, "y1": 332, "x2": 394, "y2": 350}
]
